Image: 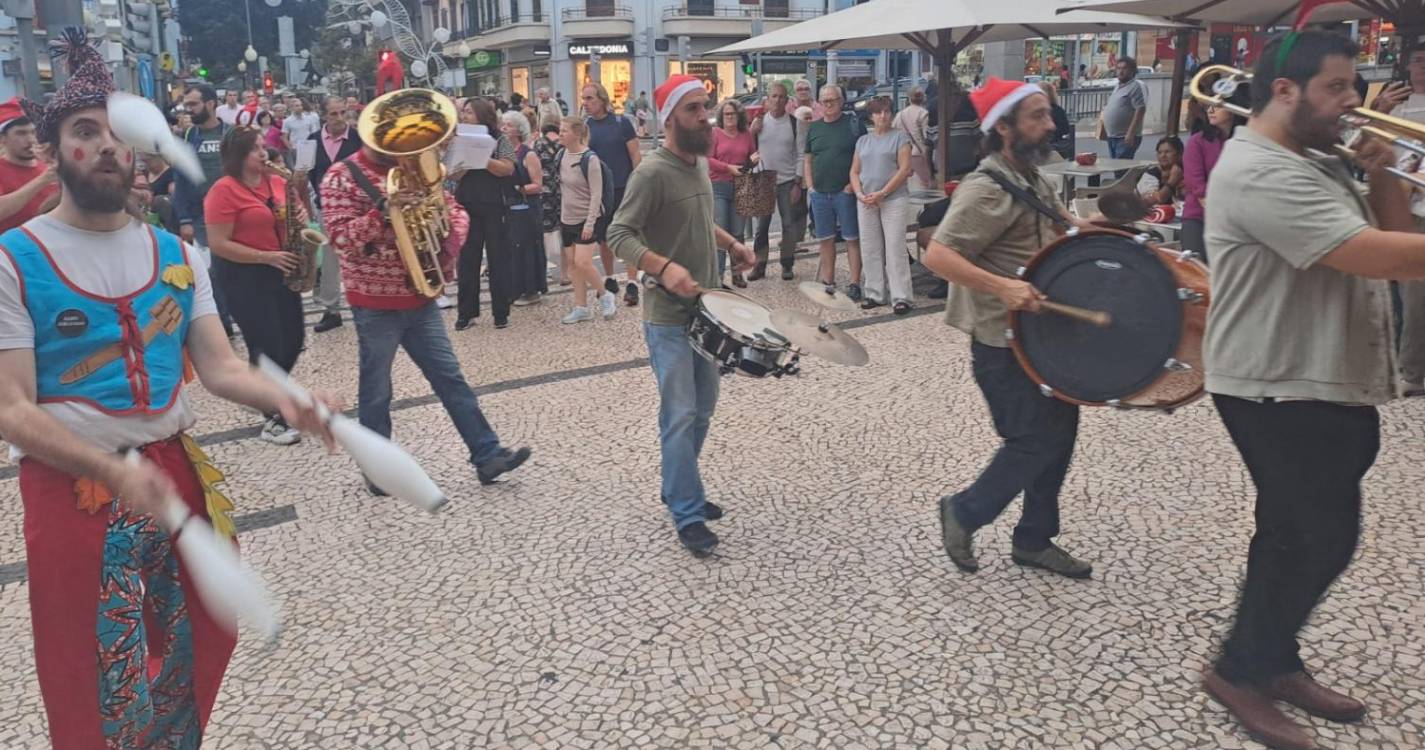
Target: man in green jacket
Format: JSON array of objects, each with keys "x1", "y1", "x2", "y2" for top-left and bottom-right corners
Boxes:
[{"x1": 609, "y1": 75, "x2": 755, "y2": 557}]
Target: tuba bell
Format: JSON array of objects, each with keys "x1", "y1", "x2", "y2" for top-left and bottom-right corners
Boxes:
[{"x1": 356, "y1": 88, "x2": 459, "y2": 299}]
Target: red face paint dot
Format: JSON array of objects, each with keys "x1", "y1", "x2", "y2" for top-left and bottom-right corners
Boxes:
[
  {"x1": 124, "y1": 151, "x2": 133, "y2": 164},
  {"x1": 72, "y1": 148, "x2": 85, "y2": 162}
]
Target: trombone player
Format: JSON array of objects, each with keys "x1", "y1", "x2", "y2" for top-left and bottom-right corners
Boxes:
[
  {"x1": 1199, "y1": 31, "x2": 1425, "y2": 750},
  {"x1": 320, "y1": 89, "x2": 531, "y2": 490}
]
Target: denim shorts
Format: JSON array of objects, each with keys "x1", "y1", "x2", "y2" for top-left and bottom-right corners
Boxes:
[{"x1": 808, "y1": 189, "x2": 859, "y2": 241}]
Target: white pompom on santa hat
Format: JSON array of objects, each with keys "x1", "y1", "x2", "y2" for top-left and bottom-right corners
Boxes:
[
  {"x1": 655, "y1": 74, "x2": 705, "y2": 128},
  {"x1": 970, "y1": 77, "x2": 1044, "y2": 134}
]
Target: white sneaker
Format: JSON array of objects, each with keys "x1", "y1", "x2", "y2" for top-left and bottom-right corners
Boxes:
[
  {"x1": 562, "y1": 306, "x2": 594, "y2": 324},
  {"x1": 599, "y1": 291, "x2": 617, "y2": 320},
  {"x1": 436, "y1": 294, "x2": 456, "y2": 309},
  {"x1": 259, "y1": 416, "x2": 301, "y2": 446}
]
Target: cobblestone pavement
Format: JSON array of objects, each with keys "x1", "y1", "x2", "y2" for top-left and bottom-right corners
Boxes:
[{"x1": 1, "y1": 252, "x2": 1422, "y2": 750}]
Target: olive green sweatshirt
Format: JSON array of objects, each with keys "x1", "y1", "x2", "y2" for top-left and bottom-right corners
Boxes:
[{"x1": 608, "y1": 147, "x2": 720, "y2": 325}]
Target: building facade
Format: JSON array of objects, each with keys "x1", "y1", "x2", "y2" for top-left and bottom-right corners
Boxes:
[{"x1": 429, "y1": 0, "x2": 865, "y2": 112}]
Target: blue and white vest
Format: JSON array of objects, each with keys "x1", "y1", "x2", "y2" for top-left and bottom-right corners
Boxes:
[{"x1": 0, "y1": 224, "x2": 194, "y2": 415}]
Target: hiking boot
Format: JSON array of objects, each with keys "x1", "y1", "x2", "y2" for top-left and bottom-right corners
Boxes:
[
  {"x1": 678, "y1": 522, "x2": 719, "y2": 557},
  {"x1": 476, "y1": 446, "x2": 532, "y2": 485},
  {"x1": 937, "y1": 496, "x2": 978, "y2": 572},
  {"x1": 1011, "y1": 543, "x2": 1093, "y2": 579}
]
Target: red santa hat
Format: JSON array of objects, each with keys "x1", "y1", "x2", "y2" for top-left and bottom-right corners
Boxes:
[
  {"x1": 970, "y1": 77, "x2": 1043, "y2": 134},
  {"x1": 0, "y1": 97, "x2": 28, "y2": 133},
  {"x1": 234, "y1": 99, "x2": 260, "y2": 129},
  {"x1": 656, "y1": 74, "x2": 704, "y2": 128}
]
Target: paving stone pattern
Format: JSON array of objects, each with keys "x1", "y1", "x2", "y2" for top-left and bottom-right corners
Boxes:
[{"x1": 0, "y1": 254, "x2": 1422, "y2": 749}]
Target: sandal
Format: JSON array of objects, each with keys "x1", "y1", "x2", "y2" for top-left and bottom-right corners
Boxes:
[
  {"x1": 860, "y1": 298, "x2": 884, "y2": 310},
  {"x1": 893, "y1": 301, "x2": 911, "y2": 315}
]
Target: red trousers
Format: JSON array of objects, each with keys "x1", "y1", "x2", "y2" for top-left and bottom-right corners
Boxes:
[{"x1": 21, "y1": 436, "x2": 237, "y2": 749}]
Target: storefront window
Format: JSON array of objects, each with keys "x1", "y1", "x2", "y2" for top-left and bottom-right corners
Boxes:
[
  {"x1": 669, "y1": 60, "x2": 738, "y2": 106},
  {"x1": 577, "y1": 59, "x2": 632, "y2": 111},
  {"x1": 512, "y1": 67, "x2": 530, "y2": 101}
]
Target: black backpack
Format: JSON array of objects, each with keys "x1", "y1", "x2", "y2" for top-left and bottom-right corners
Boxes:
[{"x1": 559, "y1": 148, "x2": 616, "y2": 219}]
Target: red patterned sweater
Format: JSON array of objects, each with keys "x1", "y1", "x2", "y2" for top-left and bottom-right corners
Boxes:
[{"x1": 319, "y1": 150, "x2": 469, "y2": 310}]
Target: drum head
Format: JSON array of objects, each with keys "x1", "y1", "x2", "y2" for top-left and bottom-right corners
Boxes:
[
  {"x1": 1017, "y1": 233, "x2": 1183, "y2": 404},
  {"x1": 702, "y1": 290, "x2": 776, "y2": 340}
]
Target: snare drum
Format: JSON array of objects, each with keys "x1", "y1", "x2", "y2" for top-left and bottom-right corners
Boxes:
[
  {"x1": 687, "y1": 290, "x2": 800, "y2": 378},
  {"x1": 1008, "y1": 228, "x2": 1210, "y2": 411}
]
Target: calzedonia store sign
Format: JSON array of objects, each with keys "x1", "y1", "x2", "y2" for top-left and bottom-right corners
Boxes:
[{"x1": 568, "y1": 41, "x2": 631, "y2": 57}]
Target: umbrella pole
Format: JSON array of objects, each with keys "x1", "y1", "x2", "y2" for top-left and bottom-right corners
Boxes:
[
  {"x1": 1167, "y1": 30, "x2": 1190, "y2": 136},
  {"x1": 935, "y1": 41, "x2": 959, "y2": 181}
]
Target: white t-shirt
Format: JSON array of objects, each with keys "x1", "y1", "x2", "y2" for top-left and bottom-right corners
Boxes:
[
  {"x1": 216, "y1": 102, "x2": 242, "y2": 126},
  {"x1": 0, "y1": 215, "x2": 218, "y2": 455},
  {"x1": 282, "y1": 112, "x2": 320, "y2": 148}
]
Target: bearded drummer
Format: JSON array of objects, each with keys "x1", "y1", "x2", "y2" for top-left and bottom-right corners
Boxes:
[
  {"x1": 1199, "y1": 31, "x2": 1425, "y2": 750},
  {"x1": 608, "y1": 75, "x2": 756, "y2": 557},
  {"x1": 923, "y1": 78, "x2": 1104, "y2": 580}
]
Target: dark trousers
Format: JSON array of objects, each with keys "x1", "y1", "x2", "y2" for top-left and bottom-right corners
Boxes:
[
  {"x1": 456, "y1": 204, "x2": 512, "y2": 323},
  {"x1": 949, "y1": 341, "x2": 1079, "y2": 551},
  {"x1": 1212, "y1": 395, "x2": 1378, "y2": 684},
  {"x1": 223, "y1": 262, "x2": 305, "y2": 373},
  {"x1": 753, "y1": 180, "x2": 805, "y2": 270},
  {"x1": 194, "y1": 223, "x2": 234, "y2": 335}
]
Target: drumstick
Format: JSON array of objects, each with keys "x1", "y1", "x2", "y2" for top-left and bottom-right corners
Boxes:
[{"x1": 1037, "y1": 300, "x2": 1113, "y2": 328}]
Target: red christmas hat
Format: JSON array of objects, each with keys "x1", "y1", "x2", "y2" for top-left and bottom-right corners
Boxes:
[
  {"x1": 0, "y1": 97, "x2": 28, "y2": 132},
  {"x1": 656, "y1": 74, "x2": 704, "y2": 127},
  {"x1": 38, "y1": 28, "x2": 114, "y2": 143},
  {"x1": 970, "y1": 77, "x2": 1043, "y2": 134},
  {"x1": 235, "y1": 99, "x2": 260, "y2": 129}
]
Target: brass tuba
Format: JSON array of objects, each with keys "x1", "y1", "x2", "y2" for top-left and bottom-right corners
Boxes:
[
  {"x1": 356, "y1": 88, "x2": 459, "y2": 299},
  {"x1": 265, "y1": 160, "x2": 326, "y2": 293}
]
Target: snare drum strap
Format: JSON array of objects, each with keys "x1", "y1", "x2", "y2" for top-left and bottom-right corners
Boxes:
[{"x1": 984, "y1": 170, "x2": 1068, "y2": 229}]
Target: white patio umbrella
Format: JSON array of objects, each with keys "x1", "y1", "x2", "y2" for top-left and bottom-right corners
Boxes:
[
  {"x1": 708, "y1": 0, "x2": 1186, "y2": 177},
  {"x1": 1056, "y1": 0, "x2": 1381, "y2": 26}
]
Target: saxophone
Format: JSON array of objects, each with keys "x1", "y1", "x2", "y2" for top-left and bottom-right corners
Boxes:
[
  {"x1": 266, "y1": 160, "x2": 327, "y2": 293},
  {"x1": 355, "y1": 88, "x2": 459, "y2": 299}
]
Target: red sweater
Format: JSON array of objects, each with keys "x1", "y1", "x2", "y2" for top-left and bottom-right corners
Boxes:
[{"x1": 319, "y1": 150, "x2": 469, "y2": 310}]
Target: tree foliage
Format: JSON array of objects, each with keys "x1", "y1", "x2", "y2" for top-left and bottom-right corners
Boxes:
[
  {"x1": 177, "y1": 0, "x2": 327, "y2": 85},
  {"x1": 310, "y1": 14, "x2": 377, "y2": 94}
]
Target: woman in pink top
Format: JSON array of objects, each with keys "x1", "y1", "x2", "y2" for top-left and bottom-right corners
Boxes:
[
  {"x1": 258, "y1": 111, "x2": 284, "y2": 153},
  {"x1": 1182, "y1": 101, "x2": 1244, "y2": 262},
  {"x1": 709, "y1": 99, "x2": 758, "y2": 287}
]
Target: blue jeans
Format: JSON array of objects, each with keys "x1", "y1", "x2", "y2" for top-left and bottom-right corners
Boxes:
[
  {"x1": 1106, "y1": 135, "x2": 1141, "y2": 160},
  {"x1": 948, "y1": 341, "x2": 1079, "y2": 551},
  {"x1": 351, "y1": 303, "x2": 503, "y2": 466},
  {"x1": 711, "y1": 181, "x2": 744, "y2": 277},
  {"x1": 808, "y1": 189, "x2": 859, "y2": 241},
  {"x1": 644, "y1": 322, "x2": 720, "y2": 530}
]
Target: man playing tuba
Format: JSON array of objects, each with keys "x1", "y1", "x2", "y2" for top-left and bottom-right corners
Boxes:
[{"x1": 320, "y1": 89, "x2": 532, "y2": 489}]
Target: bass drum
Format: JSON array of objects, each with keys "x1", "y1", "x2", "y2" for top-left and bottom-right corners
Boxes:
[{"x1": 1007, "y1": 228, "x2": 1210, "y2": 411}]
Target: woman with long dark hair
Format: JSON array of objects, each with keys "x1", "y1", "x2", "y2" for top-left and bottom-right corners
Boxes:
[
  {"x1": 202, "y1": 126, "x2": 306, "y2": 444},
  {"x1": 453, "y1": 97, "x2": 516, "y2": 329},
  {"x1": 1182, "y1": 98, "x2": 1245, "y2": 261}
]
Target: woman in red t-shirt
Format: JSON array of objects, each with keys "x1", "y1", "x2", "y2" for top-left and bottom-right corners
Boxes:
[{"x1": 203, "y1": 126, "x2": 306, "y2": 445}]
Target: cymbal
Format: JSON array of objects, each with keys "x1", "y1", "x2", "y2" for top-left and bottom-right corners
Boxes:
[
  {"x1": 797, "y1": 281, "x2": 859, "y2": 311},
  {"x1": 770, "y1": 309, "x2": 869, "y2": 367}
]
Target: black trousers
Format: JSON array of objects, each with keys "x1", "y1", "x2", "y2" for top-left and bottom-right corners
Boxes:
[
  {"x1": 223, "y1": 262, "x2": 305, "y2": 374},
  {"x1": 457, "y1": 203, "x2": 513, "y2": 323},
  {"x1": 1212, "y1": 395, "x2": 1379, "y2": 684},
  {"x1": 948, "y1": 341, "x2": 1079, "y2": 551}
]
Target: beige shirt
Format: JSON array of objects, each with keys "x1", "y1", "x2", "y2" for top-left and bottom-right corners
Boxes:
[
  {"x1": 933, "y1": 153, "x2": 1066, "y2": 348},
  {"x1": 1203, "y1": 126, "x2": 1395, "y2": 405}
]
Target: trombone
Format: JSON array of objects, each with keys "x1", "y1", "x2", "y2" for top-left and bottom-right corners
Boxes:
[{"x1": 1189, "y1": 63, "x2": 1425, "y2": 191}]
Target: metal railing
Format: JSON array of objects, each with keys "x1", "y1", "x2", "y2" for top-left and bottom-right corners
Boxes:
[
  {"x1": 661, "y1": 3, "x2": 818, "y2": 19},
  {"x1": 561, "y1": 4, "x2": 635, "y2": 20},
  {"x1": 1061, "y1": 86, "x2": 1112, "y2": 125}
]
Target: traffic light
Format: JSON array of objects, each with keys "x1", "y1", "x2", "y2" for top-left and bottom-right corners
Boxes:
[
  {"x1": 196, "y1": 66, "x2": 208, "y2": 79},
  {"x1": 741, "y1": 54, "x2": 755, "y2": 77},
  {"x1": 263, "y1": 72, "x2": 274, "y2": 95}
]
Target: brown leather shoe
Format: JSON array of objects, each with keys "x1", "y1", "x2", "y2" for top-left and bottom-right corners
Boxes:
[
  {"x1": 1203, "y1": 668, "x2": 1320, "y2": 750},
  {"x1": 1266, "y1": 671, "x2": 1366, "y2": 723}
]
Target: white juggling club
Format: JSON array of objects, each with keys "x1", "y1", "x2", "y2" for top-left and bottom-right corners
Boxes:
[
  {"x1": 124, "y1": 452, "x2": 280, "y2": 642},
  {"x1": 107, "y1": 92, "x2": 204, "y2": 183},
  {"x1": 256, "y1": 356, "x2": 449, "y2": 513}
]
